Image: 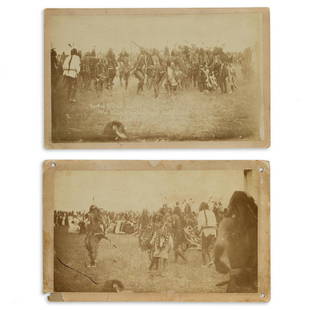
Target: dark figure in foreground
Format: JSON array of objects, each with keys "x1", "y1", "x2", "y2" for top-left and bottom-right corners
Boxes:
[
  {"x1": 214, "y1": 191, "x2": 258, "y2": 292},
  {"x1": 102, "y1": 279, "x2": 124, "y2": 292},
  {"x1": 102, "y1": 121, "x2": 127, "y2": 141}
]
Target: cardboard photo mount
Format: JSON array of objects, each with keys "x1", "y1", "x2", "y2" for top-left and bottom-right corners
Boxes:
[
  {"x1": 44, "y1": 7, "x2": 270, "y2": 149},
  {"x1": 43, "y1": 160, "x2": 270, "y2": 302}
]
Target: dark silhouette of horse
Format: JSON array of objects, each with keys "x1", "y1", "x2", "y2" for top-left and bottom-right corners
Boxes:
[{"x1": 214, "y1": 191, "x2": 258, "y2": 292}]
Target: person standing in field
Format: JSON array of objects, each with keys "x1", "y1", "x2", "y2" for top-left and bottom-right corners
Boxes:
[
  {"x1": 228, "y1": 63, "x2": 238, "y2": 93},
  {"x1": 133, "y1": 48, "x2": 147, "y2": 95},
  {"x1": 218, "y1": 62, "x2": 229, "y2": 94},
  {"x1": 84, "y1": 205, "x2": 116, "y2": 267},
  {"x1": 62, "y1": 48, "x2": 80, "y2": 103},
  {"x1": 118, "y1": 49, "x2": 131, "y2": 89},
  {"x1": 171, "y1": 205, "x2": 187, "y2": 263},
  {"x1": 198, "y1": 202, "x2": 217, "y2": 266},
  {"x1": 51, "y1": 48, "x2": 59, "y2": 91},
  {"x1": 106, "y1": 48, "x2": 117, "y2": 89},
  {"x1": 149, "y1": 220, "x2": 173, "y2": 276},
  {"x1": 165, "y1": 62, "x2": 178, "y2": 96}
]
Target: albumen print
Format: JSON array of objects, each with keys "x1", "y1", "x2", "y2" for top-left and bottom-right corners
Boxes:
[{"x1": 45, "y1": 8, "x2": 270, "y2": 148}]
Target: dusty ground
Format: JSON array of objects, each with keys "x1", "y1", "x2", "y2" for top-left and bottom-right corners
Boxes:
[
  {"x1": 51, "y1": 71, "x2": 261, "y2": 143},
  {"x1": 54, "y1": 228, "x2": 228, "y2": 293}
]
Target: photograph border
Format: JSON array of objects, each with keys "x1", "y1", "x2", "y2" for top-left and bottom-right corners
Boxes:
[
  {"x1": 43, "y1": 160, "x2": 270, "y2": 302},
  {"x1": 44, "y1": 8, "x2": 270, "y2": 149}
]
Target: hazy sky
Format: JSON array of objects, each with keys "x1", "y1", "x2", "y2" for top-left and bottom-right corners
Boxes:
[
  {"x1": 49, "y1": 12, "x2": 262, "y2": 54},
  {"x1": 54, "y1": 170, "x2": 245, "y2": 212}
]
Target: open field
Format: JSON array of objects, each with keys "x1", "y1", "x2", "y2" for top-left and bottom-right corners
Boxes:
[
  {"x1": 54, "y1": 228, "x2": 228, "y2": 293},
  {"x1": 51, "y1": 71, "x2": 261, "y2": 143}
]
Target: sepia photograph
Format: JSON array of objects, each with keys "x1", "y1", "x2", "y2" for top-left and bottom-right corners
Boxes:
[
  {"x1": 43, "y1": 160, "x2": 270, "y2": 302},
  {"x1": 45, "y1": 8, "x2": 270, "y2": 149}
]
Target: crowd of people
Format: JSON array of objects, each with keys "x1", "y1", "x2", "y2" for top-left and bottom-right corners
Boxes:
[
  {"x1": 51, "y1": 44, "x2": 254, "y2": 102},
  {"x1": 54, "y1": 197, "x2": 226, "y2": 272},
  {"x1": 138, "y1": 199, "x2": 225, "y2": 275},
  {"x1": 54, "y1": 209, "x2": 139, "y2": 234}
]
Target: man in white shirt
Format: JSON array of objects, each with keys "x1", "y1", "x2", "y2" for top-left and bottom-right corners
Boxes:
[
  {"x1": 166, "y1": 62, "x2": 177, "y2": 96},
  {"x1": 198, "y1": 202, "x2": 217, "y2": 266},
  {"x1": 62, "y1": 48, "x2": 80, "y2": 103}
]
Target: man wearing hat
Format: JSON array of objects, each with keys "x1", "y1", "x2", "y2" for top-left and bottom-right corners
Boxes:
[{"x1": 198, "y1": 202, "x2": 217, "y2": 266}]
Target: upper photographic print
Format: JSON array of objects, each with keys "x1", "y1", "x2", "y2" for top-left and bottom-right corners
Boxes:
[{"x1": 44, "y1": 8, "x2": 270, "y2": 149}]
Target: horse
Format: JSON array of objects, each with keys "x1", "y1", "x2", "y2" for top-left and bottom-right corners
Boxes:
[{"x1": 214, "y1": 191, "x2": 258, "y2": 293}]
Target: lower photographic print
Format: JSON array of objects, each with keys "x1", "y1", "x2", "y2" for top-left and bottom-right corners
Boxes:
[{"x1": 43, "y1": 160, "x2": 270, "y2": 302}]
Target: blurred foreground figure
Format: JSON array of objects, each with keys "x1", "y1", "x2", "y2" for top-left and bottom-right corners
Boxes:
[
  {"x1": 214, "y1": 191, "x2": 258, "y2": 292},
  {"x1": 102, "y1": 121, "x2": 128, "y2": 141}
]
